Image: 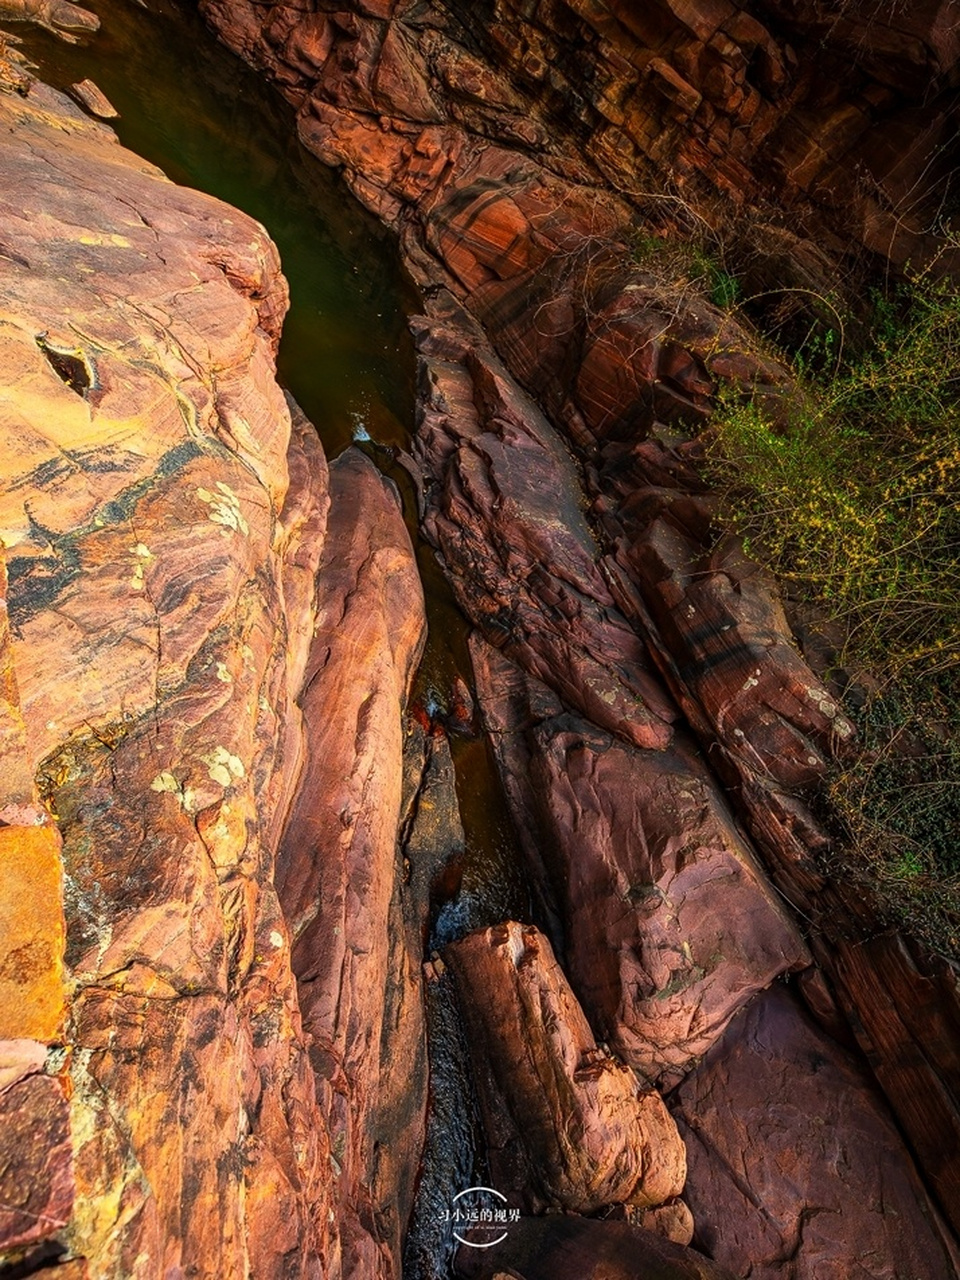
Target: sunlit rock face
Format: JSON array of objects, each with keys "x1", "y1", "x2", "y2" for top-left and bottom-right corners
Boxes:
[
  {"x1": 194, "y1": 5, "x2": 960, "y2": 1265},
  {"x1": 4, "y1": 0, "x2": 960, "y2": 1274},
  {"x1": 0, "y1": 78, "x2": 341, "y2": 1277}
]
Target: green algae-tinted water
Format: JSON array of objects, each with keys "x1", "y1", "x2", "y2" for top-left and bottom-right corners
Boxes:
[
  {"x1": 11, "y1": 0, "x2": 420, "y2": 456},
  {"x1": 13, "y1": 7, "x2": 529, "y2": 1275},
  {"x1": 12, "y1": 0, "x2": 525, "y2": 898}
]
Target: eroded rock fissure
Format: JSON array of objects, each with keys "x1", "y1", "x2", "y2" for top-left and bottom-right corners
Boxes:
[{"x1": 2, "y1": 0, "x2": 960, "y2": 1278}]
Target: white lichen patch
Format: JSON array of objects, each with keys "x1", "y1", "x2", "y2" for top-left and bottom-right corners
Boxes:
[
  {"x1": 269, "y1": 930, "x2": 284, "y2": 948},
  {"x1": 196, "y1": 481, "x2": 249, "y2": 536},
  {"x1": 150, "y1": 771, "x2": 181, "y2": 794},
  {"x1": 202, "y1": 745, "x2": 246, "y2": 788},
  {"x1": 150, "y1": 771, "x2": 200, "y2": 813},
  {"x1": 129, "y1": 542, "x2": 153, "y2": 591},
  {"x1": 806, "y1": 686, "x2": 856, "y2": 739},
  {"x1": 215, "y1": 662, "x2": 232, "y2": 684}
]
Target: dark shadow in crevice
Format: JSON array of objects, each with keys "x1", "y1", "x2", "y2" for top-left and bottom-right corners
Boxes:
[{"x1": 36, "y1": 336, "x2": 91, "y2": 396}]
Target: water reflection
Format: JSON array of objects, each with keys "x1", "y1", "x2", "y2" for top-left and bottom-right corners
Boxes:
[{"x1": 11, "y1": 0, "x2": 420, "y2": 456}]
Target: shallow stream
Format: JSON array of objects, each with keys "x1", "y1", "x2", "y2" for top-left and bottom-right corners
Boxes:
[{"x1": 11, "y1": 5, "x2": 528, "y2": 1275}]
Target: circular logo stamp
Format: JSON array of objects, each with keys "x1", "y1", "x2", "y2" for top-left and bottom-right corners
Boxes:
[{"x1": 445, "y1": 1185, "x2": 519, "y2": 1248}]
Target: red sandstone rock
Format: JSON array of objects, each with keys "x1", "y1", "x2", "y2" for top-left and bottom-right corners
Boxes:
[
  {"x1": 276, "y1": 447, "x2": 427, "y2": 1279},
  {"x1": 413, "y1": 304, "x2": 676, "y2": 753},
  {"x1": 200, "y1": 0, "x2": 960, "y2": 1248},
  {"x1": 826, "y1": 930, "x2": 960, "y2": 1242},
  {"x1": 203, "y1": 0, "x2": 959, "y2": 286},
  {"x1": 445, "y1": 922, "x2": 687, "y2": 1214},
  {"x1": 0, "y1": 80, "x2": 335, "y2": 1276},
  {"x1": 68, "y1": 78, "x2": 118, "y2": 119},
  {"x1": 470, "y1": 636, "x2": 809, "y2": 1086},
  {"x1": 672, "y1": 984, "x2": 960, "y2": 1279},
  {"x1": 0, "y1": 1074, "x2": 73, "y2": 1253},
  {"x1": 613, "y1": 514, "x2": 856, "y2": 789},
  {"x1": 454, "y1": 1214, "x2": 739, "y2": 1280}
]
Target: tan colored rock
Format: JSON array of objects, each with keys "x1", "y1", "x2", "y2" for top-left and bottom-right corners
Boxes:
[
  {"x1": 0, "y1": 0, "x2": 98, "y2": 34},
  {"x1": 0, "y1": 79, "x2": 334, "y2": 1276},
  {"x1": 632, "y1": 1198, "x2": 696, "y2": 1247},
  {"x1": 445, "y1": 921, "x2": 687, "y2": 1214},
  {"x1": 0, "y1": 550, "x2": 35, "y2": 816},
  {"x1": 69, "y1": 79, "x2": 119, "y2": 119},
  {"x1": 0, "y1": 825, "x2": 65, "y2": 1044}
]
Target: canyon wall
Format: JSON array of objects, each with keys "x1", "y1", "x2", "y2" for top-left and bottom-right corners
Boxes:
[
  {"x1": 2, "y1": 1, "x2": 960, "y2": 1277},
  {"x1": 0, "y1": 73, "x2": 432, "y2": 1277},
  {"x1": 194, "y1": 1, "x2": 960, "y2": 1276}
]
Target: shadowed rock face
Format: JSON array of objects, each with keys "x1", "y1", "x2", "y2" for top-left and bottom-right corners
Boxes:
[
  {"x1": 672, "y1": 984, "x2": 960, "y2": 1280},
  {"x1": 412, "y1": 301, "x2": 677, "y2": 753},
  {"x1": 454, "y1": 1214, "x2": 741, "y2": 1280}
]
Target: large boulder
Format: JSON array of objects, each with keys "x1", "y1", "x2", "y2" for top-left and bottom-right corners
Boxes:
[
  {"x1": 470, "y1": 637, "x2": 810, "y2": 1087},
  {"x1": 672, "y1": 984, "x2": 960, "y2": 1279},
  {"x1": 444, "y1": 921, "x2": 687, "y2": 1216}
]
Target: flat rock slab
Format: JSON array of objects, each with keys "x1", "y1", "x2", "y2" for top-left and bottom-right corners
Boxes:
[{"x1": 672, "y1": 984, "x2": 960, "y2": 1279}]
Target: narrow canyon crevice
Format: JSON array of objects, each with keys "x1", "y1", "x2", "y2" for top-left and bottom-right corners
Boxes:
[{"x1": 1, "y1": 2, "x2": 959, "y2": 1278}]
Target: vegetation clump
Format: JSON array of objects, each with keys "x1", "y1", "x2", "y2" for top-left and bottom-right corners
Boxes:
[{"x1": 706, "y1": 268, "x2": 960, "y2": 956}]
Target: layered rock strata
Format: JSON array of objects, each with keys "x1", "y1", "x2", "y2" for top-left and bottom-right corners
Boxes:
[
  {"x1": 5, "y1": 0, "x2": 960, "y2": 1276},
  {"x1": 200, "y1": 0, "x2": 960, "y2": 275},
  {"x1": 197, "y1": 0, "x2": 960, "y2": 1260},
  {"x1": 0, "y1": 73, "x2": 430, "y2": 1278}
]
